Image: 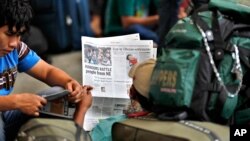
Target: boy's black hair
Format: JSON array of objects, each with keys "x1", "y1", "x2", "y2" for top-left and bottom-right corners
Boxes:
[
  {"x1": 0, "y1": 0, "x2": 33, "y2": 33},
  {"x1": 130, "y1": 85, "x2": 153, "y2": 111}
]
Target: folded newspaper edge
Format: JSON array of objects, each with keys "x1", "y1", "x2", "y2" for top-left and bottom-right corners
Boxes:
[{"x1": 37, "y1": 86, "x2": 69, "y2": 101}]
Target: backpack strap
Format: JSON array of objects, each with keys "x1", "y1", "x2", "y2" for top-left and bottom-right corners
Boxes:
[
  {"x1": 211, "y1": 11, "x2": 226, "y2": 60},
  {"x1": 191, "y1": 5, "x2": 213, "y2": 44},
  {"x1": 195, "y1": 12, "x2": 243, "y2": 124},
  {"x1": 75, "y1": 123, "x2": 82, "y2": 141},
  {"x1": 191, "y1": 7, "x2": 232, "y2": 61}
]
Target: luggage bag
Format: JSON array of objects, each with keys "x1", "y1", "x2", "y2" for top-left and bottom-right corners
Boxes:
[
  {"x1": 16, "y1": 118, "x2": 91, "y2": 141},
  {"x1": 31, "y1": 0, "x2": 93, "y2": 52},
  {"x1": 112, "y1": 118, "x2": 229, "y2": 141}
]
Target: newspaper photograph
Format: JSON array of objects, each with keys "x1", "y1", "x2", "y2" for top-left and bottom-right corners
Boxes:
[
  {"x1": 82, "y1": 38, "x2": 155, "y2": 98},
  {"x1": 81, "y1": 34, "x2": 156, "y2": 130}
]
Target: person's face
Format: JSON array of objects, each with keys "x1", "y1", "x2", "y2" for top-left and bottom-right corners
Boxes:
[
  {"x1": 0, "y1": 25, "x2": 25, "y2": 57},
  {"x1": 106, "y1": 50, "x2": 110, "y2": 57},
  {"x1": 98, "y1": 53, "x2": 103, "y2": 61},
  {"x1": 128, "y1": 55, "x2": 137, "y2": 64},
  {"x1": 106, "y1": 53, "x2": 110, "y2": 58}
]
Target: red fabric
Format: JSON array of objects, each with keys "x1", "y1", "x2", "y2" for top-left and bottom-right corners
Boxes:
[{"x1": 180, "y1": 0, "x2": 191, "y2": 9}]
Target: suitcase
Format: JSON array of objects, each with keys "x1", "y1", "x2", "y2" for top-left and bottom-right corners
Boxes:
[
  {"x1": 31, "y1": 0, "x2": 93, "y2": 52},
  {"x1": 112, "y1": 118, "x2": 229, "y2": 141}
]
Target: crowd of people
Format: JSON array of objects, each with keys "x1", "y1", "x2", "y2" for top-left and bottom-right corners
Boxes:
[{"x1": 25, "y1": 0, "x2": 209, "y2": 60}]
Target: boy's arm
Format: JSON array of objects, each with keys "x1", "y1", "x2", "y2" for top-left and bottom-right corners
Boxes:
[
  {"x1": 26, "y1": 59, "x2": 84, "y2": 103},
  {"x1": 121, "y1": 15, "x2": 159, "y2": 28},
  {"x1": 73, "y1": 86, "x2": 93, "y2": 127}
]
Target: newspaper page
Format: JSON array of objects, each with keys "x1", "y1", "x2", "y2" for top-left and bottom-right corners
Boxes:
[
  {"x1": 82, "y1": 34, "x2": 156, "y2": 130},
  {"x1": 81, "y1": 33, "x2": 140, "y2": 42},
  {"x1": 82, "y1": 39, "x2": 154, "y2": 98}
]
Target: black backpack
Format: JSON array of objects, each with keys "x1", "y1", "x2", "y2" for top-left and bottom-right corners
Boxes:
[{"x1": 149, "y1": 0, "x2": 250, "y2": 125}]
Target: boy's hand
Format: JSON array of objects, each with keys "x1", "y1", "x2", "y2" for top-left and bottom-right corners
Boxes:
[
  {"x1": 76, "y1": 85, "x2": 93, "y2": 110},
  {"x1": 15, "y1": 94, "x2": 47, "y2": 116}
]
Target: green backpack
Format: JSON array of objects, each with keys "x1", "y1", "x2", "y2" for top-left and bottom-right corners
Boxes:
[{"x1": 149, "y1": 0, "x2": 250, "y2": 125}]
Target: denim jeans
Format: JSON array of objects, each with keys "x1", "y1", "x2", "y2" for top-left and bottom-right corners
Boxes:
[
  {"x1": 192, "y1": 0, "x2": 209, "y2": 9},
  {"x1": 0, "y1": 110, "x2": 31, "y2": 141},
  {"x1": 157, "y1": 0, "x2": 181, "y2": 56},
  {"x1": 122, "y1": 24, "x2": 159, "y2": 44}
]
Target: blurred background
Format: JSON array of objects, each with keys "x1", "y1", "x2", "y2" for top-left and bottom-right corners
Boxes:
[{"x1": 14, "y1": 0, "x2": 208, "y2": 93}]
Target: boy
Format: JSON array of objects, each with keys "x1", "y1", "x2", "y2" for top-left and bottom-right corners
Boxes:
[{"x1": 0, "y1": 0, "x2": 92, "y2": 140}]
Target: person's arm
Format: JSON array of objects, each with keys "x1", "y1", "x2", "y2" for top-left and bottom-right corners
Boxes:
[
  {"x1": 0, "y1": 94, "x2": 47, "y2": 116},
  {"x1": 26, "y1": 59, "x2": 74, "y2": 88},
  {"x1": 91, "y1": 14, "x2": 103, "y2": 37},
  {"x1": 26, "y1": 59, "x2": 85, "y2": 103},
  {"x1": 118, "y1": 0, "x2": 159, "y2": 28},
  {"x1": 73, "y1": 86, "x2": 93, "y2": 127},
  {"x1": 0, "y1": 95, "x2": 17, "y2": 111},
  {"x1": 121, "y1": 15, "x2": 159, "y2": 28}
]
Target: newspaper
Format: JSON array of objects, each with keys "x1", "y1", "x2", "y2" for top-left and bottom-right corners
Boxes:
[
  {"x1": 37, "y1": 34, "x2": 146, "y2": 121},
  {"x1": 84, "y1": 97, "x2": 130, "y2": 131},
  {"x1": 81, "y1": 34, "x2": 156, "y2": 130}
]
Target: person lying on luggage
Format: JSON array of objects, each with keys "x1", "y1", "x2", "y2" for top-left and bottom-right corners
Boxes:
[
  {"x1": 0, "y1": 0, "x2": 93, "y2": 140},
  {"x1": 127, "y1": 58, "x2": 155, "y2": 116},
  {"x1": 90, "y1": 59, "x2": 156, "y2": 141}
]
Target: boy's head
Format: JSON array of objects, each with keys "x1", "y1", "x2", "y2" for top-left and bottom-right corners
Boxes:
[
  {"x1": 128, "y1": 59, "x2": 156, "y2": 111},
  {"x1": 0, "y1": 0, "x2": 33, "y2": 34},
  {"x1": 129, "y1": 59, "x2": 156, "y2": 99}
]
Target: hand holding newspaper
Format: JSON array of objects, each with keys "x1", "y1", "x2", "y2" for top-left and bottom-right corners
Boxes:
[{"x1": 81, "y1": 34, "x2": 157, "y2": 130}]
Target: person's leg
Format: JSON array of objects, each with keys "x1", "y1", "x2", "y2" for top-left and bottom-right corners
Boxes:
[
  {"x1": 123, "y1": 24, "x2": 159, "y2": 44},
  {"x1": 0, "y1": 113, "x2": 5, "y2": 141},
  {"x1": 192, "y1": 0, "x2": 209, "y2": 9},
  {"x1": 157, "y1": 0, "x2": 181, "y2": 56},
  {"x1": 3, "y1": 110, "x2": 31, "y2": 141}
]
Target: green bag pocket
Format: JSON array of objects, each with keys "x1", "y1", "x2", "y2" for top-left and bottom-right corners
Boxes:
[{"x1": 149, "y1": 49, "x2": 201, "y2": 108}]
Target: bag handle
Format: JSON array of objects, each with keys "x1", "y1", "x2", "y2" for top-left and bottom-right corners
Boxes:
[
  {"x1": 157, "y1": 111, "x2": 188, "y2": 121},
  {"x1": 75, "y1": 123, "x2": 92, "y2": 141},
  {"x1": 179, "y1": 121, "x2": 221, "y2": 141},
  {"x1": 192, "y1": 6, "x2": 250, "y2": 69}
]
